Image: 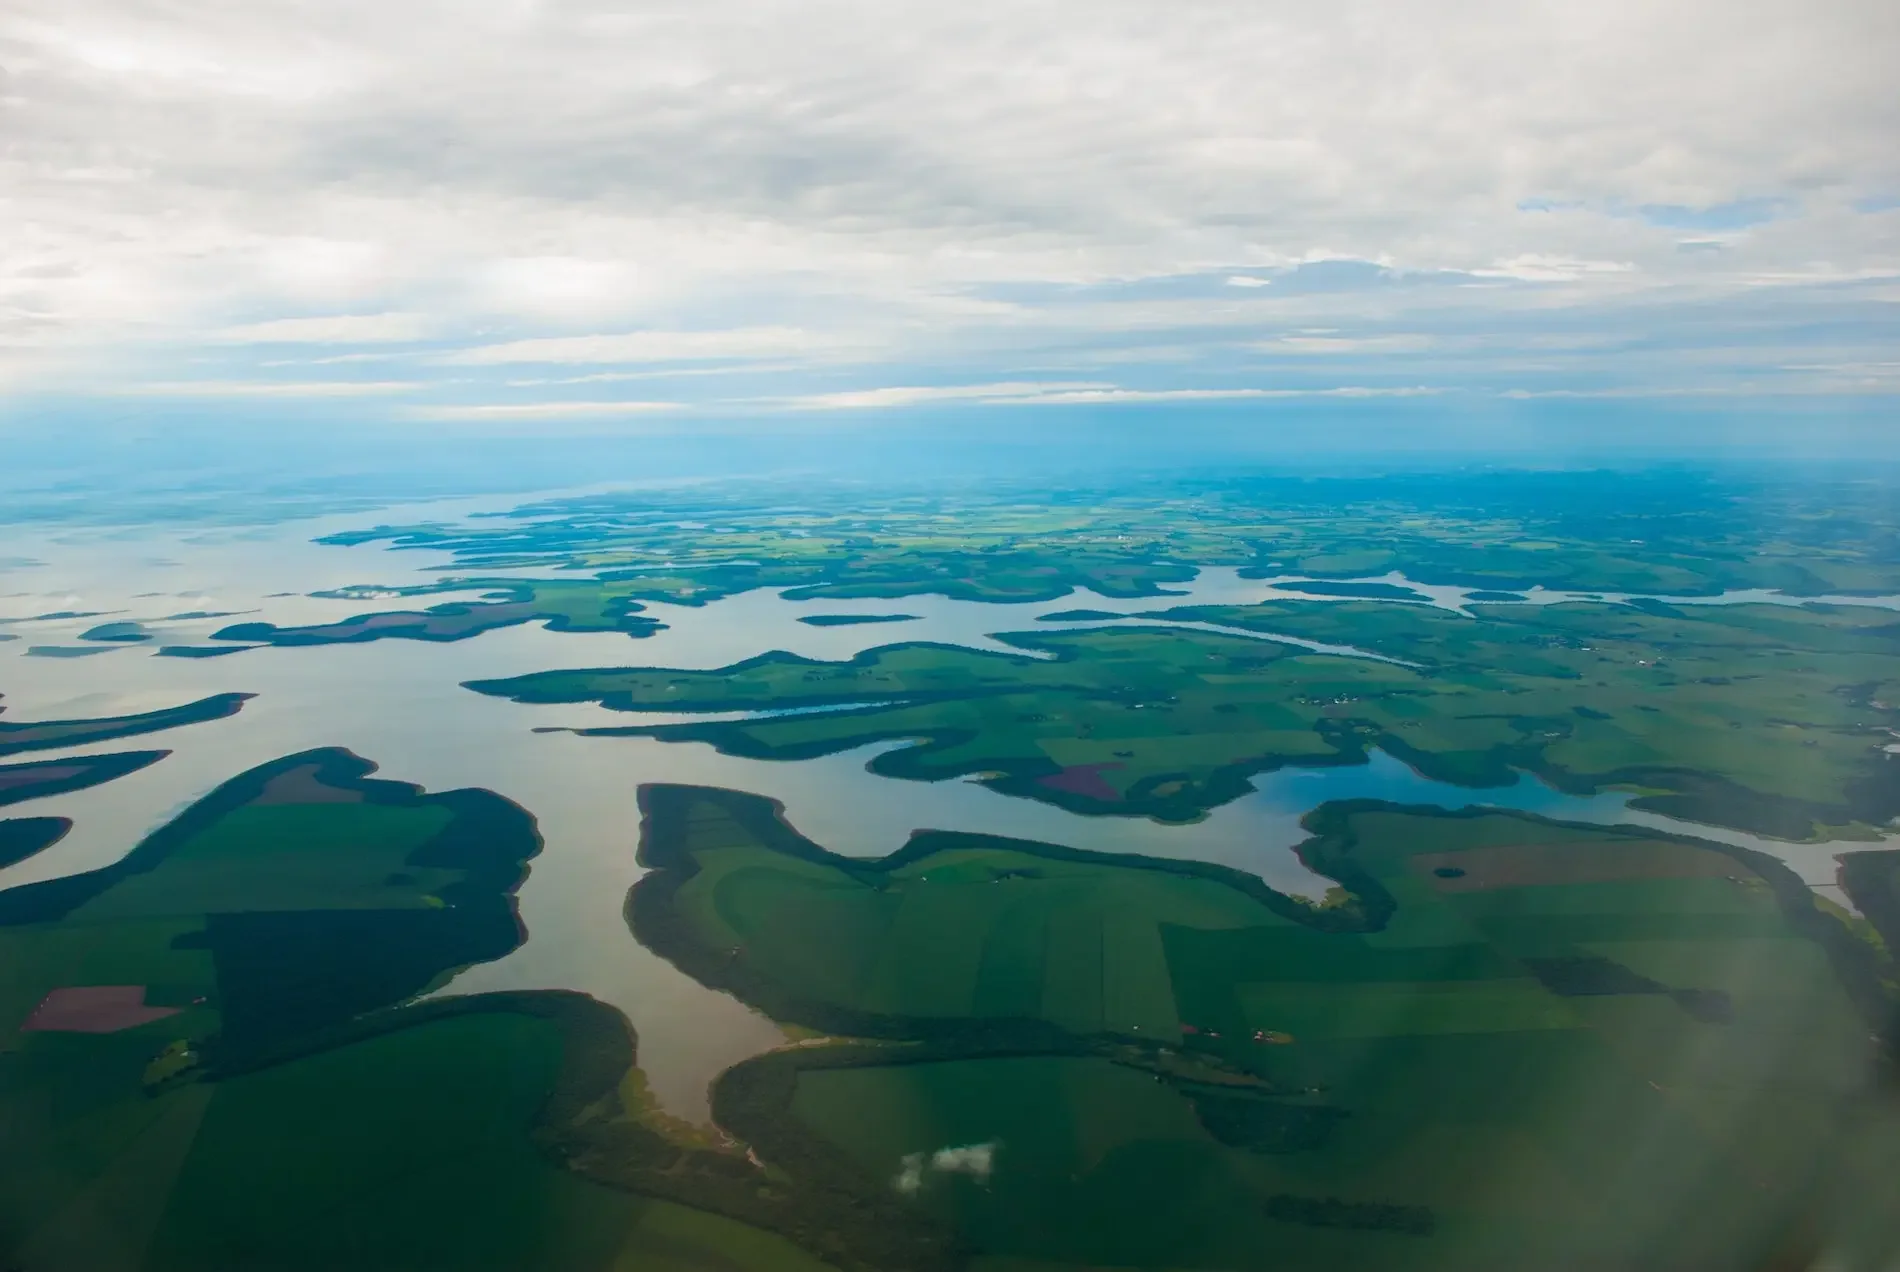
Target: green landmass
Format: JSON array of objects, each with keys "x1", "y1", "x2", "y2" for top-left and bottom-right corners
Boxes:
[
  {"x1": 222, "y1": 470, "x2": 1900, "y2": 652},
  {"x1": 0, "y1": 818, "x2": 69, "y2": 869},
  {"x1": 24, "y1": 646, "x2": 116, "y2": 658},
  {"x1": 469, "y1": 597, "x2": 1900, "y2": 837},
  {"x1": 1840, "y1": 849, "x2": 1900, "y2": 967},
  {"x1": 0, "y1": 748, "x2": 860, "y2": 1272},
  {"x1": 797, "y1": 614, "x2": 920, "y2": 627},
  {"x1": 316, "y1": 471, "x2": 1900, "y2": 603},
  {"x1": 212, "y1": 578, "x2": 666, "y2": 647},
  {"x1": 1268, "y1": 580, "x2": 1429, "y2": 601},
  {"x1": 1036, "y1": 609, "x2": 1124, "y2": 621},
  {"x1": 634, "y1": 782, "x2": 1899, "y2": 1271},
  {"x1": 80, "y1": 622, "x2": 154, "y2": 643},
  {"x1": 0, "y1": 692, "x2": 252, "y2": 759},
  {"x1": 0, "y1": 751, "x2": 169, "y2": 809}
]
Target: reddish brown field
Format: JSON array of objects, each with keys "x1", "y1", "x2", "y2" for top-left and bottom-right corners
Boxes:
[
  {"x1": 21, "y1": 986, "x2": 180, "y2": 1033},
  {"x1": 252, "y1": 763, "x2": 366, "y2": 805},
  {"x1": 0, "y1": 763, "x2": 84, "y2": 792}
]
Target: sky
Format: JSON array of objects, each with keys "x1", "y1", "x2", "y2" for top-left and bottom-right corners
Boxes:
[{"x1": 2, "y1": 0, "x2": 1897, "y2": 449}]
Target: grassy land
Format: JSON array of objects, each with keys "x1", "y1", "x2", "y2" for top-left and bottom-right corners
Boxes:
[
  {"x1": 0, "y1": 748, "x2": 933, "y2": 1272},
  {"x1": 630, "y1": 781, "x2": 1898, "y2": 1271},
  {"x1": 0, "y1": 692, "x2": 252, "y2": 758},
  {"x1": 225, "y1": 471, "x2": 1900, "y2": 648},
  {"x1": 0, "y1": 817, "x2": 70, "y2": 868},
  {"x1": 0, "y1": 750, "x2": 170, "y2": 810},
  {"x1": 214, "y1": 578, "x2": 664, "y2": 647},
  {"x1": 316, "y1": 471, "x2": 1900, "y2": 600},
  {"x1": 472, "y1": 598, "x2": 1900, "y2": 837}
]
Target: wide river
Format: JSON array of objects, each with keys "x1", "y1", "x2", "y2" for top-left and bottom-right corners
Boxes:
[{"x1": 4, "y1": 498, "x2": 1895, "y2": 1119}]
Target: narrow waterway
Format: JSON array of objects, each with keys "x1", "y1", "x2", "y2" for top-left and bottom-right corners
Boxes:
[{"x1": 3, "y1": 509, "x2": 1893, "y2": 1120}]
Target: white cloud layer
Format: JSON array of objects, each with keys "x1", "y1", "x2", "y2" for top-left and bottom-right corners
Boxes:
[
  {"x1": 213, "y1": 313, "x2": 435, "y2": 344},
  {"x1": 444, "y1": 327, "x2": 849, "y2": 365},
  {"x1": 2, "y1": 0, "x2": 1895, "y2": 418},
  {"x1": 119, "y1": 379, "x2": 422, "y2": 397},
  {"x1": 407, "y1": 400, "x2": 682, "y2": 420}
]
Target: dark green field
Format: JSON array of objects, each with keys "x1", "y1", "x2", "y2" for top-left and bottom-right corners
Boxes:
[
  {"x1": 0, "y1": 748, "x2": 942, "y2": 1272},
  {"x1": 633, "y1": 784, "x2": 1899, "y2": 1271},
  {"x1": 0, "y1": 751, "x2": 171, "y2": 809},
  {"x1": 214, "y1": 578, "x2": 666, "y2": 647},
  {"x1": 798, "y1": 613, "x2": 921, "y2": 627},
  {"x1": 0, "y1": 818, "x2": 69, "y2": 869},
  {"x1": 0, "y1": 692, "x2": 252, "y2": 759}
]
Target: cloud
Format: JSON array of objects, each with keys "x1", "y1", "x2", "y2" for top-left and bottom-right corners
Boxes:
[
  {"x1": 406, "y1": 400, "x2": 682, "y2": 420},
  {"x1": 1470, "y1": 256, "x2": 1637, "y2": 282},
  {"x1": 2, "y1": 0, "x2": 1895, "y2": 414},
  {"x1": 983, "y1": 386, "x2": 1444, "y2": 405},
  {"x1": 118, "y1": 379, "x2": 422, "y2": 397},
  {"x1": 213, "y1": 312, "x2": 434, "y2": 344},
  {"x1": 894, "y1": 1142, "x2": 998, "y2": 1194},
  {"x1": 779, "y1": 382, "x2": 1445, "y2": 408},
  {"x1": 1258, "y1": 335, "x2": 1435, "y2": 355},
  {"x1": 785, "y1": 381, "x2": 1112, "y2": 409},
  {"x1": 443, "y1": 328, "x2": 849, "y2": 366},
  {"x1": 929, "y1": 1143, "x2": 997, "y2": 1181}
]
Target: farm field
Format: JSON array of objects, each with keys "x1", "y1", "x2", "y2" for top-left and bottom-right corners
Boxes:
[
  {"x1": 635, "y1": 784, "x2": 1899, "y2": 1271},
  {"x1": 315, "y1": 471, "x2": 1900, "y2": 600},
  {"x1": 474, "y1": 593, "x2": 1900, "y2": 838},
  {"x1": 0, "y1": 747, "x2": 866, "y2": 1272},
  {"x1": 0, "y1": 692, "x2": 252, "y2": 758},
  {"x1": 205, "y1": 471, "x2": 1900, "y2": 651},
  {"x1": 8, "y1": 467, "x2": 1900, "y2": 1269}
]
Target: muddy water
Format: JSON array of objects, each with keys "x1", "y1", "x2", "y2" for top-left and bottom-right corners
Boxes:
[{"x1": 3, "y1": 513, "x2": 1893, "y2": 1121}]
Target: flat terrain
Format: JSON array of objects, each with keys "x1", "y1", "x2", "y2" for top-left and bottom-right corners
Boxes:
[
  {"x1": 474, "y1": 594, "x2": 1900, "y2": 837},
  {"x1": 0, "y1": 692, "x2": 252, "y2": 758},
  {"x1": 0, "y1": 749, "x2": 920, "y2": 1272},
  {"x1": 215, "y1": 471, "x2": 1900, "y2": 649},
  {"x1": 0, "y1": 751, "x2": 170, "y2": 808},
  {"x1": 635, "y1": 784, "x2": 1899, "y2": 1271}
]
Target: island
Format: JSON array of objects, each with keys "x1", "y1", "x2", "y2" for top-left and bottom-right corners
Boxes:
[
  {"x1": 0, "y1": 692, "x2": 253, "y2": 759},
  {"x1": 0, "y1": 817, "x2": 70, "y2": 869},
  {"x1": 0, "y1": 751, "x2": 170, "y2": 808},
  {"x1": 795, "y1": 613, "x2": 920, "y2": 627}
]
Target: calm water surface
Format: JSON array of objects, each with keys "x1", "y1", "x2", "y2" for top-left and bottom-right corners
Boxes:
[{"x1": 3, "y1": 509, "x2": 1892, "y2": 1119}]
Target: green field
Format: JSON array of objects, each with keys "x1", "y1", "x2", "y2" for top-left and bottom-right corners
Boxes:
[
  {"x1": 630, "y1": 783, "x2": 1898, "y2": 1270},
  {"x1": 0, "y1": 692, "x2": 252, "y2": 758},
  {"x1": 214, "y1": 578, "x2": 665, "y2": 647},
  {"x1": 226, "y1": 471, "x2": 1900, "y2": 650},
  {"x1": 0, "y1": 750, "x2": 710, "y2": 1272},
  {"x1": 0, "y1": 748, "x2": 958, "y2": 1272},
  {"x1": 473, "y1": 595, "x2": 1900, "y2": 837},
  {"x1": 0, "y1": 750, "x2": 171, "y2": 809},
  {"x1": 0, "y1": 818, "x2": 70, "y2": 868},
  {"x1": 314, "y1": 471, "x2": 1900, "y2": 601}
]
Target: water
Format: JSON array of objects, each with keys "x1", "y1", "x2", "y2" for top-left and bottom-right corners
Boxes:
[{"x1": 2, "y1": 511, "x2": 1892, "y2": 1120}]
